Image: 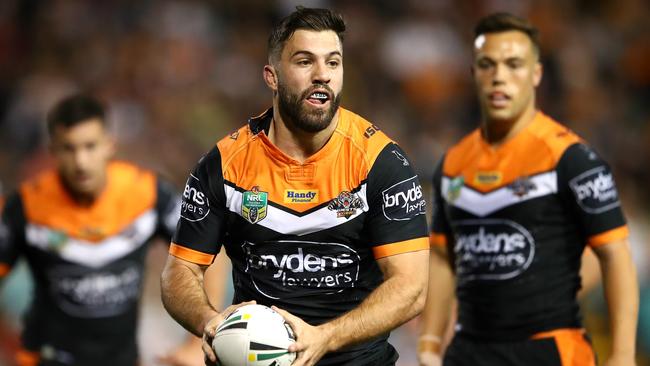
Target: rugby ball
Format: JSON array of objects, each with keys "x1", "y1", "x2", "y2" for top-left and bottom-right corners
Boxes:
[{"x1": 213, "y1": 304, "x2": 296, "y2": 366}]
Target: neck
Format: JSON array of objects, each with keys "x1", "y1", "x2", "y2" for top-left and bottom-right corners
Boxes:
[
  {"x1": 59, "y1": 175, "x2": 104, "y2": 207},
  {"x1": 481, "y1": 104, "x2": 537, "y2": 146},
  {"x1": 268, "y1": 105, "x2": 339, "y2": 163}
]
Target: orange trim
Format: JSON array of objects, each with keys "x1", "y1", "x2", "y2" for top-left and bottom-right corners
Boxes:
[
  {"x1": 373, "y1": 237, "x2": 429, "y2": 259},
  {"x1": 15, "y1": 349, "x2": 40, "y2": 366},
  {"x1": 588, "y1": 226, "x2": 629, "y2": 248},
  {"x1": 19, "y1": 161, "x2": 157, "y2": 242},
  {"x1": 169, "y1": 243, "x2": 215, "y2": 265},
  {"x1": 429, "y1": 233, "x2": 447, "y2": 247},
  {"x1": 0, "y1": 263, "x2": 10, "y2": 277},
  {"x1": 531, "y1": 328, "x2": 595, "y2": 366}
]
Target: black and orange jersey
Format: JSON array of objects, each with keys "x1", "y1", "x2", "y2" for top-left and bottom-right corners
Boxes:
[
  {"x1": 0, "y1": 161, "x2": 179, "y2": 366},
  {"x1": 430, "y1": 111, "x2": 628, "y2": 341},
  {"x1": 172, "y1": 107, "x2": 429, "y2": 365}
]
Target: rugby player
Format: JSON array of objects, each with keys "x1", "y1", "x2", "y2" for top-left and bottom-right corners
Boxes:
[
  {"x1": 0, "y1": 94, "x2": 181, "y2": 366},
  {"x1": 161, "y1": 6, "x2": 430, "y2": 366},
  {"x1": 418, "y1": 13, "x2": 638, "y2": 366}
]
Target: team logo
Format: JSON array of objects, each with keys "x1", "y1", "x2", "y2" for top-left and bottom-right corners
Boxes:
[
  {"x1": 229, "y1": 130, "x2": 240, "y2": 140},
  {"x1": 391, "y1": 149, "x2": 409, "y2": 166},
  {"x1": 508, "y1": 177, "x2": 537, "y2": 197},
  {"x1": 242, "y1": 186, "x2": 269, "y2": 224},
  {"x1": 474, "y1": 171, "x2": 502, "y2": 186},
  {"x1": 447, "y1": 176, "x2": 464, "y2": 202},
  {"x1": 284, "y1": 190, "x2": 318, "y2": 204},
  {"x1": 327, "y1": 191, "x2": 364, "y2": 219}
]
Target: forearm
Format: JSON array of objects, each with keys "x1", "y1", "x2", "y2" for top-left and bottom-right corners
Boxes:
[
  {"x1": 596, "y1": 241, "x2": 639, "y2": 356},
  {"x1": 419, "y1": 249, "x2": 455, "y2": 353},
  {"x1": 161, "y1": 255, "x2": 218, "y2": 337},
  {"x1": 321, "y1": 251, "x2": 428, "y2": 351}
]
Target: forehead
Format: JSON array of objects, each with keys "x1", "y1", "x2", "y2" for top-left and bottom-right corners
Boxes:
[
  {"x1": 52, "y1": 118, "x2": 106, "y2": 142},
  {"x1": 282, "y1": 29, "x2": 342, "y2": 58},
  {"x1": 473, "y1": 30, "x2": 535, "y2": 59}
]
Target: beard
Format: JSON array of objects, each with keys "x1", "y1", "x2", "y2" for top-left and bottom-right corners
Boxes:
[{"x1": 277, "y1": 81, "x2": 341, "y2": 133}]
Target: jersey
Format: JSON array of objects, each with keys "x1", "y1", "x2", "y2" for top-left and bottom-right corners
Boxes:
[
  {"x1": 430, "y1": 111, "x2": 628, "y2": 341},
  {"x1": 171, "y1": 107, "x2": 429, "y2": 365},
  {"x1": 0, "y1": 161, "x2": 179, "y2": 366}
]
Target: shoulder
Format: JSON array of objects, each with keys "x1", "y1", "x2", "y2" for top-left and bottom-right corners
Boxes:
[
  {"x1": 526, "y1": 112, "x2": 584, "y2": 164},
  {"x1": 443, "y1": 129, "x2": 481, "y2": 175},
  {"x1": 335, "y1": 108, "x2": 395, "y2": 169}
]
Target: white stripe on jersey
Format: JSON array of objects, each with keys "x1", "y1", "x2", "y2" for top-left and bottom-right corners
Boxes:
[
  {"x1": 441, "y1": 171, "x2": 557, "y2": 217},
  {"x1": 25, "y1": 210, "x2": 157, "y2": 268},
  {"x1": 224, "y1": 184, "x2": 369, "y2": 235}
]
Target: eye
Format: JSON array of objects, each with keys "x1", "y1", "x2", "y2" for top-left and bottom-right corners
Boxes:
[
  {"x1": 476, "y1": 58, "x2": 494, "y2": 70},
  {"x1": 297, "y1": 59, "x2": 312, "y2": 66},
  {"x1": 327, "y1": 60, "x2": 340, "y2": 68},
  {"x1": 507, "y1": 59, "x2": 524, "y2": 69}
]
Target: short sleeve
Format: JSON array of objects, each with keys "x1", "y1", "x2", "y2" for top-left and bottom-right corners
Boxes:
[
  {"x1": 170, "y1": 147, "x2": 228, "y2": 265},
  {"x1": 430, "y1": 156, "x2": 452, "y2": 248},
  {"x1": 0, "y1": 193, "x2": 25, "y2": 277},
  {"x1": 557, "y1": 143, "x2": 628, "y2": 247},
  {"x1": 155, "y1": 178, "x2": 182, "y2": 241},
  {"x1": 364, "y1": 144, "x2": 429, "y2": 258}
]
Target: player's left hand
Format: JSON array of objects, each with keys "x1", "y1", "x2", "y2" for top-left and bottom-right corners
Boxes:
[
  {"x1": 272, "y1": 306, "x2": 332, "y2": 366},
  {"x1": 603, "y1": 353, "x2": 636, "y2": 366}
]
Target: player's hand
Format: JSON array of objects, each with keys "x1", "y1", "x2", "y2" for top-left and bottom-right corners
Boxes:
[
  {"x1": 203, "y1": 301, "x2": 257, "y2": 365},
  {"x1": 603, "y1": 353, "x2": 636, "y2": 366},
  {"x1": 417, "y1": 335, "x2": 442, "y2": 366},
  {"x1": 157, "y1": 335, "x2": 204, "y2": 366},
  {"x1": 272, "y1": 306, "x2": 331, "y2": 366}
]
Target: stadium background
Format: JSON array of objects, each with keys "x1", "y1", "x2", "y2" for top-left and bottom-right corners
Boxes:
[{"x1": 0, "y1": 0, "x2": 648, "y2": 365}]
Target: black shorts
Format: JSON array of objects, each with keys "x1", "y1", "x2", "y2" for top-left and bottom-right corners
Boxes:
[{"x1": 444, "y1": 329, "x2": 595, "y2": 366}]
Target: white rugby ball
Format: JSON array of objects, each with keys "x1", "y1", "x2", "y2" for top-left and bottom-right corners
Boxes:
[{"x1": 213, "y1": 304, "x2": 296, "y2": 366}]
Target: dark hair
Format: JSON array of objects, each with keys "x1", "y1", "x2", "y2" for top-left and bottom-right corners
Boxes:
[
  {"x1": 47, "y1": 94, "x2": 106, "y2": 136},
  {"x1": 268, "y1": 6, "x2": 346, "y2": 63},
  {"x1": 474, "y1": 12, "x2": 540, "y2": 57}
]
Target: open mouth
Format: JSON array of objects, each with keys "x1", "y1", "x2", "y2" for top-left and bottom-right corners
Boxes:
[
  {"x1": 306, "y1": 91, "x2": 331, "y2": 105},
  {"x1": 488, "y1": 92, "x2": 510, "y2": 108}
]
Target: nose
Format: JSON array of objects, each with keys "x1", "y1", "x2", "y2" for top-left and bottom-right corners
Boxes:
[
  {"x1": 73, "y1": 149, "x2": 91, "y2": 170},
  {"x1": 492, "y1": 63, "x2": 506, "y2": 86},
  {"x1": 312, "y1": 60, "x2": 331, "y2": 85}
]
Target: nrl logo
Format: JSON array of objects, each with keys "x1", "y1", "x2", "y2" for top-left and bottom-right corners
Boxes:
[
  {"x1": 327, "y1": 191, "x2": 364, "y2": 219},
  {"x1": 447, "y1": 176, "x2": 464, "y2": 202},
  {"x1": 242, "y1": 186, "x2": 268, "y2": 224}
]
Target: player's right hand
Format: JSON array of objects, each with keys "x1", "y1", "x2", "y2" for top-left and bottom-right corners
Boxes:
[
  {"x1": 418, "y1": 351, "x2": 442, "y2": 366},
  {"x1": 202, "y1": 300, "x2": 257, "y2": 365}
]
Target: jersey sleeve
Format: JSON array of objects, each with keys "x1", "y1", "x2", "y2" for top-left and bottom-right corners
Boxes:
[
  {"x1": 154, "y1": 177, "x2": 181, "y2": 241},
  {"x1": 0, "y1": 193, "x2": 25, "y2": 277},
  {"x1": 364, "y1": 143, "x2": 429, "y2": 259},
  {"x1": 557, "y1": 143, "x2": 628, "y2": 248},
  {"x1": 430, "y1": 156, "x2": 452, "y2": 248},
  {"x1": 170, "y1": 147, "x2": 228, "y2": 265}
]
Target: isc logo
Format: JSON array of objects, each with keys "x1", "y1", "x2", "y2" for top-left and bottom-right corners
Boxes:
[{"x1": 183, "y1": 185, "x2": 205, "y2": 205}]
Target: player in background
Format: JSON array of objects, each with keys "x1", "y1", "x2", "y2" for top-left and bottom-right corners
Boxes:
[
  {"x1": 0, "y1": 94, "x2": 183, "y2": 366},
  {"x1": 161, "y1": 6, "x2": 429, "y2": 366},
  {"x1": 418, "y1": 13, "x2": 638, "y2": 366}
]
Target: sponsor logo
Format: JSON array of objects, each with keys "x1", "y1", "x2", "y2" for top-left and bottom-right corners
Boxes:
[
  {"x1": 327, "y1": 191, "x2": 364, "y2": 219},
  {"x1": 508, "y1": 177, "x2": 537, "y2": 197},
  {"x1": 453, "y1": 219, "x2": 535, "y2": 282},
  {"x1": 447, "y1": 176, "x2": 464, "y2": 202},
  {"x1": 474, "y1": 171, "x2": 502, "y2": 186},
  {"x1": 181, "y1": 174, "x2": 210, "y2": 222},
  {"x1": 243, "y1": 240, "x2": 360, "y2": 299},
  {"x1": 284, "y1": 190, "x2": 319, "y2": 204},
  {"x1": 391, "y1": 149, "x2": 409, "y2": 166},
  {"x1": 382, "y1": 176, "x2": 426, "y2": 221},
  {"x1": 569, "y1": 166, "x2": 620, "y2": 214},
  {"x1": 242, "y1": 186, "x2": 268, "y2": 224},
  {"x1": 48, "y1": 262, "x2": 142, "y2": 318}
]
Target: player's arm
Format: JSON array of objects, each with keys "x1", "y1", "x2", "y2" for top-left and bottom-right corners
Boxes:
[
  {"x1": 558, "y1": 143, "x2": 638, "y2": 365},
  {"x1": 592, "y1": 238, "x2": 638, "y2": 365},
  {"x1": 418, "y1": 244, "x2": 455, "y2": 366},
  {"x1": 274, "y1": 244, "x2": 429, "y2": 366},
  {"x1": 578, "y1": 247, "x2": 600, "y2": 299}
]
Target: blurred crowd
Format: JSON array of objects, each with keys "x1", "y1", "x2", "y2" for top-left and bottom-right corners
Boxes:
[{"x1": 0, "y1": 0, "x2": 649, "y2": 365}]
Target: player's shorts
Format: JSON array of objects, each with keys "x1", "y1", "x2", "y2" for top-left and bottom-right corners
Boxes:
[{"x1": 443, "y1": 328, "x2": 596, "y2": 366}]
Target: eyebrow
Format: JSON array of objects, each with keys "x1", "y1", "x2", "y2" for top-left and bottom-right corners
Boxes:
[{"x1": 290, "y1": 50, "x2": 343, "y2": 58}]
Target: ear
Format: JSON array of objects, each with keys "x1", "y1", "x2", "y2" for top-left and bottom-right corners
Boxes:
[
  {"x1": 533, "y1": 61, "x2": 542, "y2": 87},
  {"x1": 105, "y1": 134, "x2": 117, "y2": 157},
  {"x1": 263, "y1": 64, "x2": 278, "y2": 91}
]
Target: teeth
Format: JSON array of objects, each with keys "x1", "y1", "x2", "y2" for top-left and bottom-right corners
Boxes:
[{"x1": 310, "y1": 92, "x2": 328, "y2": 100}]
